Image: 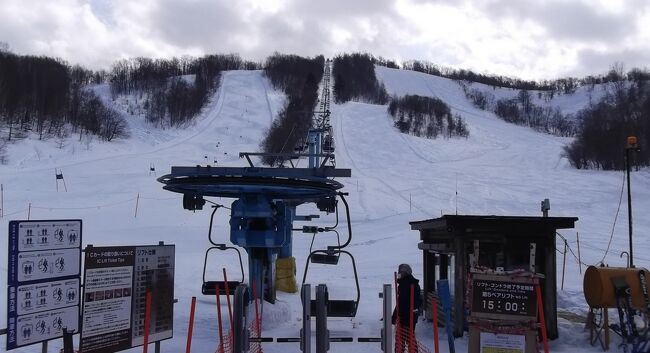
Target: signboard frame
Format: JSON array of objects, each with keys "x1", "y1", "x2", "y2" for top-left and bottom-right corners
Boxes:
[
  {"x1": 80, "y1": 244, "x2": 175, "y2": 353},
  {"x1": 6, "y1": 219, "x2": 82, "y2": 350},
  {"x1": 470, "y1": 273, "x2": 537, "y2": 320}
]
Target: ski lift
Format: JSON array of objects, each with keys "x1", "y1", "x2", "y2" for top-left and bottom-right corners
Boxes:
[
  {"x1": 294, "y1": 144, "x2": 307, "y2": 153},
  {"x1": 322, "y1": 136, "x2": 334, "y2": 153},
  {"x1": 310, "y1": 197, "x2": 341, "y2": 264},
  {"x1": 202, "y1": 205, "x2": 245, "y2": 295},
  {"x1": 301, "y1": 193, "x2": 359, "y2": 317},
  {"x1": 302, "y1": 249, "x2": 359, "y2": 317}
]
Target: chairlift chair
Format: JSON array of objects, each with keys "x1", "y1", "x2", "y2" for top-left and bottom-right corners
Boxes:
[
  {"x1": 310, "y1": 196, "x2": 341, "y2": 264},
  {"x1": 301, "y1": 193, "x2": 359, "y2": 317},
  {"x1": 322, "y1": 136, "x2": 334, "y2": 153},
  {"x1": 303, "y1": 249, "x2": 360, "y2": 317},
  {"x1": 201, "y1": 205, "x2": 245, "y2": 295}
]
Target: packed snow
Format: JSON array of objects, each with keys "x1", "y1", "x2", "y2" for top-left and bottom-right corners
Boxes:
[{"x1": 1, "y1": 67, "x2": 649, "y2": 353}]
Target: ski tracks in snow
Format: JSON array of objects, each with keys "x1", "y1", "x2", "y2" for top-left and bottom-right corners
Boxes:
[
  {"x1": 335, "y1": 105, "x2": 431, "y2": 217},
  {"x1": 2, "y1": 71, "x2": 275, "y2": 175}
]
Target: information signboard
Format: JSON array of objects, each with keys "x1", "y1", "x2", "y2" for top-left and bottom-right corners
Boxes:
[
  {"x1": 479, "y1": 332, "x2": 525, "y2": 353},
  {"x1": 6, "y1": 219, "x2": 82, "y2": 350},
  {"x1": 80, "y1": 245, "x2": 175, "y2": 353},
  {"x1": 470, "y1": 274, "x2": 537, "y2": 319}
]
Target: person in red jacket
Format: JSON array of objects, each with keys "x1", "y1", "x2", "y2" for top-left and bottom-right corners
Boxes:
[{"x1": 392, "y1": 263, "x2": 422, "y2": 352}]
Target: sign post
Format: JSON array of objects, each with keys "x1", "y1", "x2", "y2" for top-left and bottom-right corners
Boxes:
[
  {"x1": 80, "y1": 244, "x2": 175, "y2": 353},
  {"x1": 468, "y1": 273, "x2": 539, "y2": 353},
  {"x1": 6, "y1": 219, "x2": 82, "y2": 350}
]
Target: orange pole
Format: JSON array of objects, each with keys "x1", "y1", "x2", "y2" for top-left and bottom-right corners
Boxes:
[
  {"x1": 143, "y1": 291, "x2": 152, "y2": 353},
  {"x1": 223, "y1": 269, "x2": 234, "y2": 328},
  {"x1": 253, "y1": 281, "x2": 261, "y2": 335},
  {"x1": 432, "y1": 297, "x2": 440, "y2": 353},
  {"x1": 185, "y1": 297, "x2": 197, "y2": 353},
  {"x1": 216, "y1": 285, "x2": 225, "y2": 353},
  {"x1": 252, "y1": 281, "x2": 262, "y2": 353},
  {"x1": 535, "y1": 282, "x2": 550, "y2": 353}
]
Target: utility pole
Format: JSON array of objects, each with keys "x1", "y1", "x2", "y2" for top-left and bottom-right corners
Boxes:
[{"x1": 625, "y1": 136, "x2": 640, "y2": 268}]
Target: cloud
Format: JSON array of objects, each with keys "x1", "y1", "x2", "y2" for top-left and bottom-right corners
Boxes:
[
  {"x1": 476, "y1": 0, "x2": 644, "y2": 44},
  {"x1": 0, "y1": 0, "x2": 647, "y2": 79},
  {"x1": 576, "y1": 48, "x2": 650, "y2": 76}
]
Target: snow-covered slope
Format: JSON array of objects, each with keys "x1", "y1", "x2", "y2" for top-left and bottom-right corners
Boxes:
[
  {"x1": 376, "y1": 66, "x2": 609, "y2": 116},
  {"x1": 1, "y1": 68, "x2": 649, "y2": 353}
]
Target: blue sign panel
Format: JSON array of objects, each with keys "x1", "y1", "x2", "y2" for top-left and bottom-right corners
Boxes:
[{"x1": 6, "y1": 219, "x2": 82, "y2": 350}]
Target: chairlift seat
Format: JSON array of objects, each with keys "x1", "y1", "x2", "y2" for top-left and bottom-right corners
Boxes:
[
  {"x1": 202, "y1": 281, "x2": 242, "y2": 295},
  {"x1": 309, "y1": 299, "x2": 358, "y2": 318},
  {"x1": 310, "y1": 253, "x2": 339, "y2": 265}
]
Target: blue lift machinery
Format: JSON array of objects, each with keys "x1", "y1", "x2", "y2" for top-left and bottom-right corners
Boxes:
[{"x1": 158, "y1": 155, "x2": 351, "y2": 304}]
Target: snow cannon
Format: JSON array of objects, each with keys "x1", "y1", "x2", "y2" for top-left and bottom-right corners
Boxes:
[{"x1": 583, "y1": 265, "x2": 650, "y2": 309}]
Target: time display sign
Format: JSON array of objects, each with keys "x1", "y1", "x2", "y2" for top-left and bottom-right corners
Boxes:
[{"x1": 471, "y1": 275, "x2": 537, "y2": 318}]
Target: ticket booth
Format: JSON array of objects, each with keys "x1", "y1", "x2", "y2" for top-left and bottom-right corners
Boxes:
[{"x1": 410, "y1": 215, "x2": 578, "y2": 340}]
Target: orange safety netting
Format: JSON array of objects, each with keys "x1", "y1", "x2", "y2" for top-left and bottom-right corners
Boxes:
[
  {"x1": 394, "y1": 323, "x2": 433, "y2": 353},
  {"x1": 216, "y1": 297, "x2": 263, "y2": 353}
]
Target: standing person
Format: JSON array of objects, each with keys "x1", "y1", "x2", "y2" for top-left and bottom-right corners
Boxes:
[{"x1": 392, "y1": 263, "x2": 422, "y2": 353}]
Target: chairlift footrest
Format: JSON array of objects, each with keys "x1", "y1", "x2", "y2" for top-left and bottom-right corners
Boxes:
[
  {"x1": 309, "y1": 299, "x2": 358, "y2": 317},
  {"x1": 311, "y1": 253, "x2": 340, "y2": 265},
  {"x1": 202, "y1": 281, "x2": 241, "y2": 295}
]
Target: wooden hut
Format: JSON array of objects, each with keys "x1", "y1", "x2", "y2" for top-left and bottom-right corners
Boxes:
[{"x1": 410, "y1": 215, "x2": 578, "y2": 339}]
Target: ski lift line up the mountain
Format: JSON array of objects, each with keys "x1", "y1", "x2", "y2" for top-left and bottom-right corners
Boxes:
[
  {"x1": 307, "y1": 60, "x2": 335, "y2": 168},
  {"x1": 157, "y1": 60, "x2": 357, "y2": 315}
]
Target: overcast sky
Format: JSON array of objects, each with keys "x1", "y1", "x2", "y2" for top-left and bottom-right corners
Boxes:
[{"x1": 1, "y1": 0, "x2": 649, "y2": 80}]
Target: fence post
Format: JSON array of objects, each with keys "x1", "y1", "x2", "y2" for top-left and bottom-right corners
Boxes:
[
  {"x1": 432, "y1": 296, "x2": 439, "y2": 353},
  {"x1": 535, "y1": 281, "x2": 550, "y2": 353},
  {"x1": 143, "y1": 291, "x2": 152, "y2": 353},
  {"x1": 63, "y1": 327, "x2": 75, "y2": 353},
  {"x1": 216, "y1": 285, "x2": 225, "y2": 353},
  {"x1": 186, "y1": 297, "x2": 197, "y2": 353}
]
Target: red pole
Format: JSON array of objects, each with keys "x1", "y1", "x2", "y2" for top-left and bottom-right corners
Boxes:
[
  {"x1": 223, "y1": 269, "x2": 234, "y2": 329},
  {"x1": 432, "y1": 296, "x2": 440, "y2": 353},
  {"x1": 252, "y1": 281, "x2": 262, "y2": 353},
  {"x1": 222, "y1": 269, "x2": 235, "y2": 348},
  {"x1": 185, "y1": 297, "x2": 197, "y2": 353},
  {"x1": 535, "y1": 282, "x2": 550, "y2": 353},
  {"x1": 143, "y1": 291, "x2": 152, "y2": 353},
  {"x1": 216, "y1": 285, "x2": 225, "y2": 353},
  {"x1": 253, "y1": 281, "x2": 261, "y2": 335}
]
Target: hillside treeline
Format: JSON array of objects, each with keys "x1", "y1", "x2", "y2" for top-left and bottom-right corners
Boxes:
[
  {"x1": 463, "y1": 86, "x2": 576, "y2": 137},
  {"x1": 564, "y1": 81, "x2": 650, "y2": 170},
  {"x1": 333, "y1": 53, "x2": 388, "y2": 104},
  {"x1": 110, "y1": 54, "x2": 257, "y2": 127},
  {"x1": 388, "y1": 95, "x2": 469, "y2": 139},
  {"x1": 401, "y1": 60, "x2": 650, "y2": 95},
  {"x1": 0, "y1": 50, "x2": 127, "y2": 143},
  {"x1": 260, "y1": 54, "x2": 324, "y2": 165}
]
